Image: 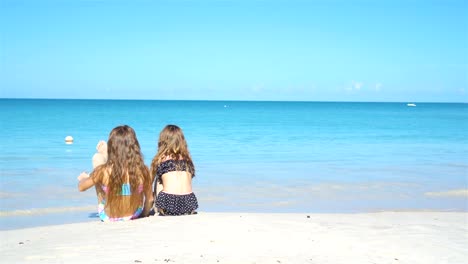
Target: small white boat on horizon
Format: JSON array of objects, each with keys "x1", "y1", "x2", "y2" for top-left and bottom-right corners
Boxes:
[{"x1": 407, "y1": 103, "x2": 416, "y2": 107}]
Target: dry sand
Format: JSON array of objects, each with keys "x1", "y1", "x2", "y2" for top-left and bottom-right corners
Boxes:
[{"x1": 1, "y1": 212, "x2": 467, "y2": 263}]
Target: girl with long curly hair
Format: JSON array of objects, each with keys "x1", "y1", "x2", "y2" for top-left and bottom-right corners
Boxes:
[
  {"x1": 151, "y1": 124, "x2": 198, "y2": 215},
  {"x1": 78, "y1": 125, "x2": 153, "y2": 221}
]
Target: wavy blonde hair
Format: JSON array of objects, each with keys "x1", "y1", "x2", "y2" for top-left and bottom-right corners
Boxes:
[
  {"x1": 150, "y1": 125, "x2": 194, "y2": 182},
  {"x1": 93, "y1": 125, "x2": 151, "y2": 217}
]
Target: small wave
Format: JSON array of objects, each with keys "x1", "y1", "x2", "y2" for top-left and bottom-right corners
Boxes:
[{"x1": 0, "y1": 205, "x2": 96, "y2": 217}]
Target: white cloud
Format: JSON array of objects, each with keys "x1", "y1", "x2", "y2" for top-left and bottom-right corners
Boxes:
[
  {"x1": 251, "y1": 83, "x2": 265, "y2": 92},
  {"x1": 345, "y1": 81, "x2": 363, "y2": 92},
  {"x1": 424, "y1": 189, "x2": 468, "y2": 197},
  {"x1": 375, "y1": 83, "x2": 382, "y2": 91},
  {"x1": 353, "y1": 81, "x2": 363, "y2": 90}
]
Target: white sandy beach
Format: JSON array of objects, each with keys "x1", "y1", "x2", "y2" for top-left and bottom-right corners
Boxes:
[{"x1": 1, "y1": 212, "x2": 467, "y2": 264}]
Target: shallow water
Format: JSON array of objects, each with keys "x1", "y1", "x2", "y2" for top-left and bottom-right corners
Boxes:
[{"x1": 0, "y1": 99, "x2": 467, "y2": 229}]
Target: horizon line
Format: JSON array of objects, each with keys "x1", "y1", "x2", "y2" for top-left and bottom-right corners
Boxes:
[{"x1": 0, "y1": 97, "x2": 467, "y2": 104}]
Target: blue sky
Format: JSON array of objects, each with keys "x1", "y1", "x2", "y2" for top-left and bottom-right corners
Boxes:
[{"x1": 1, "y1": 0, "x2": 467, "y2": 102}]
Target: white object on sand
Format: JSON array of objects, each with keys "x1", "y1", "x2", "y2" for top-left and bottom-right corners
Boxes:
[{"x1": 65, "y1": 136, "x2": 74, "y2": 144}]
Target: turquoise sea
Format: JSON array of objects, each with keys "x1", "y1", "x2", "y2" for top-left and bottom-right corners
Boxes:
[{"x1": 0, "y1": 99, "x2": 467, "y2": 229}]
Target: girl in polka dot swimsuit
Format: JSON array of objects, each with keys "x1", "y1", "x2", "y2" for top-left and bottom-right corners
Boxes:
[{"x1": 150, "y1": 125, "x2": 198, "y2": 216}]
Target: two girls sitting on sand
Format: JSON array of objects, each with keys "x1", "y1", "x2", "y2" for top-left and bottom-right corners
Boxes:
[{"x1": 77, "y1": 124, "x2": 198, "y2": 221}]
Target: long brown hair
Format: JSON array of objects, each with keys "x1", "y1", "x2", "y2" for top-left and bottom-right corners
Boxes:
[
  {"x1": 150, "y1": 125, "x2": 194, "y2": 181},
  {"x1": 93, "y1": 125, "x2": 150, "y2": 216}
]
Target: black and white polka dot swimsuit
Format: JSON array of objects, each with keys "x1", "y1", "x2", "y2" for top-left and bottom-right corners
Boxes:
[{"x1": 155, "y1": 160, "x2": 198, "y2": 216}]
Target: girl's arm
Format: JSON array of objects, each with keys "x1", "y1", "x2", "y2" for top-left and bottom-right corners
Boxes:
[
  {"x1": 77, "y1": 172, "x2": 95, "y2": 192},
  {"x1": 149, "y1": 181, "x2": 164, "y2": 214},
  {"x1": 156, "y1": 181, "x2": 164, "y2": 197},
  {"x1": 141, "y1": 168, "x2": 155, "y2": 217},
  {"x1": 140, "y1": 166, "x2": 154, "y2": 217},
  {"x1": 142, "y1": 183, "x2": 154, "y2": 217}
]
